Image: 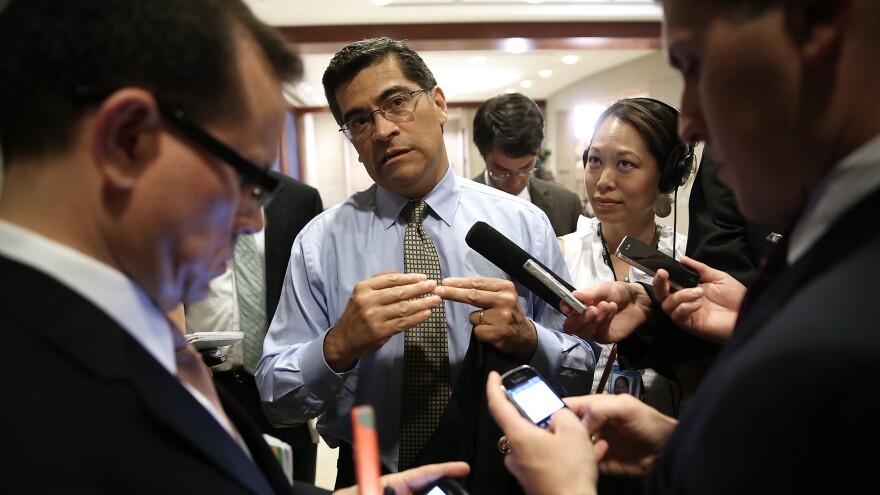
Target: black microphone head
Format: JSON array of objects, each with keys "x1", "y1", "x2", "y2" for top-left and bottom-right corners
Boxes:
[
  {"x1": 465, "y1": 221, "x2": 573, "y2": 313},
  {"x1": 465, "y1": 221, "x2": 530, "y2": 275}
]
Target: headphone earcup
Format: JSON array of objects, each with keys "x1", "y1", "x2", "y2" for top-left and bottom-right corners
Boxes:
[{"x1": 659, "y1": 144, "x2": 693, "y2": 194}]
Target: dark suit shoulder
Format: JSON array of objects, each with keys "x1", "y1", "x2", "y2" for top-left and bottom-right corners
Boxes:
[
  {"x1": 528, "y1": 178, "x2": 582, "y2": 236},
  {"x1": 2, "y1": 258, "x2": 286, "y2": 494},
  {"x1": 470, "y1": 171, "x2": 488, "y2": 185}
]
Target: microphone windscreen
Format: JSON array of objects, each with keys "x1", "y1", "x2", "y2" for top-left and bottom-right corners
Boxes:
[{"x1": 465, "y1": 221, "x2": 574, "y2": 312}]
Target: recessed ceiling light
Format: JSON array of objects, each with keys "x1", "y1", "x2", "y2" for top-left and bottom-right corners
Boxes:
[
  {"x1": 503, "y1": 38, "x2": 529, "y2": 54},
  {"x1": 521, "y1": 80, "x2": 533, "y2": 88},
  {"x1": 538, "y1": 69, "x2": 553, "y2": 78},
  {"x1": 469, "y1": 56, "x2": 487, "y2": 66},
  {"x1": 505, "y1": 88, "x2": 517, "y2": 94},
  {"x1": 525, "y1": 0, "x2": 544, "y2": 4},
  {"x1": 562, "y1": 55, "x2": 579, "y2": 65}
]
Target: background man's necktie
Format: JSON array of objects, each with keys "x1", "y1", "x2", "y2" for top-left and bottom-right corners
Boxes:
[
  {"x1": 234, "y1": 234, "x2": 268, "y2": 375},
  {"x1": 398, "y1": 199, "x2": 451, "y2": 470},
  {"x1": 169, "y1": 320, "x2": 239, "y2": 440}
]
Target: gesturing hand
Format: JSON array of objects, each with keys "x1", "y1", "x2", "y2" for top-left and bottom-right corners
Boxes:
[
  {"x1": 434, "y1": 277, "x2": 537, "y2": 362},
  {"x1": 324, "y1": 270, "x2": 442, "y2": 372}
]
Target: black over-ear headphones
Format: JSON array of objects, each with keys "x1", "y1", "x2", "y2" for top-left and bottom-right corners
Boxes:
[{"x1": 625, "y1": 97, "x2": 694, "y2": 194}]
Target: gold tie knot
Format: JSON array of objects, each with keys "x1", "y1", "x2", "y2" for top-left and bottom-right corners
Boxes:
[{"x1": 405, "y1": 199, "x2": 428, "y2": 225}]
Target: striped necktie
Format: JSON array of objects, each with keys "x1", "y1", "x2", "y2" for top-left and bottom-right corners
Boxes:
[
  {"x1": 398, "y1": 199, "x2": 451, "y2": 470},
  {"x1": 234, "y1": 234, "x2": 268, "y2": 375}
]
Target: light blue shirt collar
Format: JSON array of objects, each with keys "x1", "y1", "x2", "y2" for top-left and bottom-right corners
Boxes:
[{"x1": 375, "y1": 165, "x2": 460, "y2": 229}]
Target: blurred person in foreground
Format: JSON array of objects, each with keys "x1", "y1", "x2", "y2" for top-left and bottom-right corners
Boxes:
[
  {"x1": 0, "y1": 1, "x2": 466, "y2": 493},
  {"x1": 487, "y1": 0, "x2": 880, "y2": 493}
]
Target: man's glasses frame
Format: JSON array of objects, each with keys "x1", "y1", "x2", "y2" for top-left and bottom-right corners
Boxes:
[
  {"x1": 487, "y1": 165, "x2": 537, "y2": 180},
  {"x1": 156, "y1": 104, "x2": 279, "y2": 208},
  {"x1": 73, "y1": 86, "x2": 280, "y2": 208},
  {"x1": 338, "y1": 88, "x2": 430, "y2": 140}
]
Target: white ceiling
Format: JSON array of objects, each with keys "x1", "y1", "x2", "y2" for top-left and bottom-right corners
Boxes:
[{"x1": 244, "y1": 0, "x2": 664, "y2": 107}]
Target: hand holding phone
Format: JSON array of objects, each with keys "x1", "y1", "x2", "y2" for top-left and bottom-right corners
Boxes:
[
  {"x1": 500, "y1": 365, "x2": 566, "y2": 429},
  {"x1": 615, "y1": 235, "x2": 699, "y2": 291}
]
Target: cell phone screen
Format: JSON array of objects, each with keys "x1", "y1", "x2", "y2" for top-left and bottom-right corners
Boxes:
[
  {"x1": 507, "y1": 375, "x2": 566, "y2": 425},
  {"x1": 415, "y1": 478, "x2": 470, "y2": 495}
]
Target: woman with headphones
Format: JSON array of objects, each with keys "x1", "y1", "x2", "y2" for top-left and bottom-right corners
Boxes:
[{"x1": 558, "y1": 98, "x2": 695, "y2": 419}]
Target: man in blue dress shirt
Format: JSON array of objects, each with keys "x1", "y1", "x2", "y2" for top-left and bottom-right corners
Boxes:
[{"x1": 256, "y1": 37, "x2": 595, "y2": 491}]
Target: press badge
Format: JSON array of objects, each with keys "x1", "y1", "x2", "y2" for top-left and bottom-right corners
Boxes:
[{"x1": 608, "y1": 363, "x2": 642, "y2": 398}]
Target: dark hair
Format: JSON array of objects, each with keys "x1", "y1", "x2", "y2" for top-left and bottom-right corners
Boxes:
[
  {"x1": 0, "y1": 0, "x2": 302, "y2": 165},
  {"x1": 587, "y1": 98, "x2": 694, "y2": 193},
  {"x1": 322, "y1": 37, "x2": 437, "y2": 125},
  {"x1": 473, "y1": 93, "x2": 544, "y2": 158}
]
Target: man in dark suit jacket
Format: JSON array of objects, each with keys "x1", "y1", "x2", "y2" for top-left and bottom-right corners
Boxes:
[
  {"x1": 187, "y1": 171, "x2": 324, "y2": 483},
  {"x1": 485, "y1": 0, "x2": 880, "y2": 493},
  {"x1": 0, "y1": 2, "x2": 467, "y2": 493},
  {"x1": 471, "y1": 93, "x2": 581, "y2": 236}
]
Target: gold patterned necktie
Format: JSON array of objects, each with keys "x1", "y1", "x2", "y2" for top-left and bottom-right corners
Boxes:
[
  {"x1": 398, "y1": 199, "x2": 451, "y2": 470},
  {"x1": 234, "y1": 234, "x2": 268, "y2": 375}
]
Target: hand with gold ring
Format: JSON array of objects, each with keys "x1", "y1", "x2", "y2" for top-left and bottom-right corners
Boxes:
[
  {"x1": 433, "y1": 277, "x2": 538, "y2": 362},
  {"x1": 485, "y1": 371, "x2": 598, "y2": 494}
]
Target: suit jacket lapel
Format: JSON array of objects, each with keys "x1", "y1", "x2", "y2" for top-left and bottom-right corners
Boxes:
[
  {"x1": 127, "y1": 340, "x2": 278, "y2": 495},
  {"x1": 528, "y1": 179, "x2": 550, "y2": 210},
  {"x1": 9, "y1": 261, "x2": 277, "y2": 495},
  {"x1": 731, "y1": 186, "x2": 880, "y2": 346}
]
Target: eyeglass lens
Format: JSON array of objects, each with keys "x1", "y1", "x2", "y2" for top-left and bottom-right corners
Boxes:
[{"x1": 341, "y1": 89, "x2": 426, "y2": 139}]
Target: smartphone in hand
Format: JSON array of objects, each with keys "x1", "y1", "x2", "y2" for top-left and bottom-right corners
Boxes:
[
  {"x1": 415, "y1": 478, "x2": 469, "y2": 495},
  {"x1": 500, "y1": 365, "x2": 566, "y2": 429},
  {"x1": 615, "y1": 235, "x2": 700, "y2": 291}
]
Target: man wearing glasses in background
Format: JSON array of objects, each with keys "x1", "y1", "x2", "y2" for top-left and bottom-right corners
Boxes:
[
  {"x1": 257, "y1": 37, "x2": 594, "y2": 493},
  {"x1": 0, "y1": 2, "x2": 469, "y2": 493},
  {"x1": 471, "y1": 93, "x2": 582, "y2": 236}
]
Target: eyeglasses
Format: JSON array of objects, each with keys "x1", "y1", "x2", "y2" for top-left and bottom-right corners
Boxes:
[
  {"x1": 487, "y1": 167, "x2": 536, "y2": 180},
  {"x1": 157, "y1": 104, "x2": 280, "y2": 208},
  {"x1": 339, "y1": 89, "x2": 430, "y2": 140}
]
